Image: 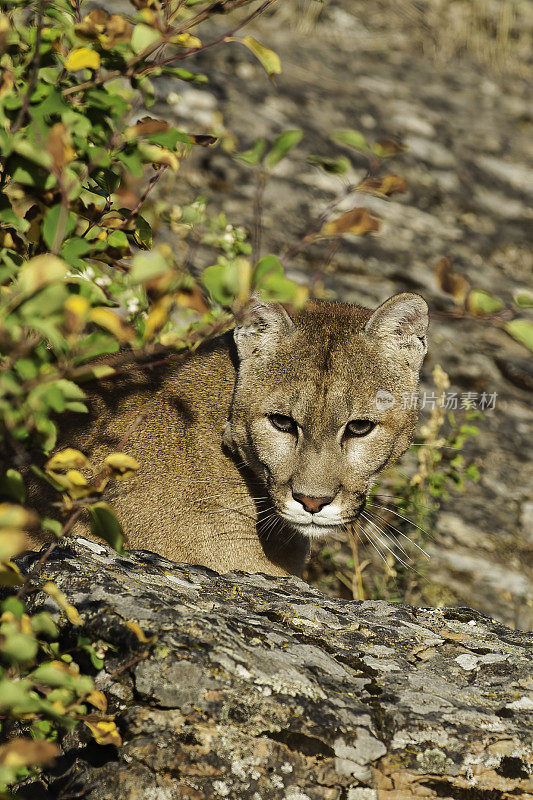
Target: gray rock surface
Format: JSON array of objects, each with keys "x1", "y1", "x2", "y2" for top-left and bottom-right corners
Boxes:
[
  {"x1": 149, "y1": 0, "x2": 532, "y2": 627},
  {"x1": 17, "y1": 538, "x2": 533, "y2": 799}
]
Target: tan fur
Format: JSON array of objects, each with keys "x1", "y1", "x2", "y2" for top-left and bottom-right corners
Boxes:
[{"x1": 29, "y1": 295, "x2": 428, "y2": 577}]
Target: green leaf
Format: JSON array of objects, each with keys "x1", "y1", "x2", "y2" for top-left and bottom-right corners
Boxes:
[
  {"x1": 0, "y1": 469, "x2": 26, "y2": 503},
  {"x1": 202, "y1": 263, "x2": 237, "y2": 306},
  {"x1": 129, "y1": 250, "x2": 168, "y2": 283},
  {"x1": 264, "y1": 130, "x2": 303, "y2": 170},
  {"x1": 89, "y1": 503, "x2": 125, "y2": 554},
  {"x1": 0, "y1": 196, "x2": 30, "y2": 233},
  {"x1": 117, "y1": 149, "x2": 144, "y2": 177},
  {"x1": 30, "y1": 613, "x2": 59, "y2": 640},
  {"x1": 147, "y1": 129, "x2": 189, "y2": 148},
  {"x1": 131, "y1": 23, "x2": 161, "y2": 54},
  {"x1": 133, "y1": 215, "x2": 152, "y2": 249},
  {"x1": 14, "y1": 359, "x2": 37, "y2": 381},
  {"x1": 504, "y1": 319, "x2": 533, "y2": 353},
  {"x1": 18, "y1": 254, "x2": 68, "y2": 294},
  {"x1": 236, "y1": 138, "x2": 266, "y2": 166},
  {"x1": 513, "y1": 290, "x2": 533, "y2": 308},
  {"x1": 331, "y1": 129, "x2": 369, "y2": 150},
  {"x1": 31, "y1": 663, "x2": 71, "y2": 688},
  {"x1": 20, "y1": 284, "x2": 68, "y2": 319},
  {"x1": 252, "y1": 254, "x2": 283, "y2": 286},
  {"x1": 160, "y1": 66, "x2": 208, "y2": 83},
  {"x1": 1, "y1": 597, "x2": 25, "y2": 619},
  {"x1": 308, "y1": 155, "x2": 350, "y2": 175},
  {"x1": 0, "y1": 629, "x2": 38, "y2": 663},
  {"x1": 467, "y1": 290, "x2": 504, "y2": 315},
  {"x1": 42, "y1": 517, "x2": 62, "y2": 538},
  {"x1": 107, "y1": 230, "x2": 129, "y2": 249},
  {"x1": 61, "y1": 237, "x2": 91, "y2": 268},
  {"x1": 92, "y1": 168, "x2": 120, "y2": 196},
  {"x1": 43, "y1": 205, "x2": 76, "y2": 250}
]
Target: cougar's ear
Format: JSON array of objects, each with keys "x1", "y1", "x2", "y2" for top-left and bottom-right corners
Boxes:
[
  {"x1": 364, "y1": 292, "x2": 429, "y2": 370},
  {"x1": 234, "y1": 298, "x2": 296, "y2": 361}
]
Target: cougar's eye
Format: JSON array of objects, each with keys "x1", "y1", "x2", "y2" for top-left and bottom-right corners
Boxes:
[
  {"x1": 345, "y1": 419, "x2": 376, "y2": 437},
  {"x1": 268, "y1": 414, "x2": 297, "y2": 434}
]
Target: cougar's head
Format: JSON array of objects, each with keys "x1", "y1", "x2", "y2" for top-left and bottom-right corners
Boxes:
[{"x1": 225, "y1": 295, "x2": 428, "y2": 539}]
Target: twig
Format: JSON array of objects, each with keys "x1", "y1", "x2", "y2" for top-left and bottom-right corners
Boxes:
[
  {"x1": 11, "y1": 2, "x2": 45, "y2": 135},
  {"x1": 95, "y1": 650, "x2": 149, "y2": 688},
  {"x1": 116, "y1": 166, "x2": 167, "y2": 231},
  {"x1": 251, "y1": 169, "x2": 266, "y2": 264},
  {"x1": 153, "y1": 0, "x2": 277, "y2": 70},
  {"x1": 62, "y1": 0, "x2": 278, "y2": 96}
]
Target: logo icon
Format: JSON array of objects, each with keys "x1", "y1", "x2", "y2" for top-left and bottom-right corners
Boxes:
[{"x1": 375, "y1": 390, "x2": 395, "y2": 411}]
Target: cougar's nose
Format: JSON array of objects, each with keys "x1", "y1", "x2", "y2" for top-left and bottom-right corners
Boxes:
[{"x1": 292, "y1": 493, "x2": 333, "y2": 514}]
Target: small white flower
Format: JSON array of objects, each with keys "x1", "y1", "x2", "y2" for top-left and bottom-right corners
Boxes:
[{"x1": 95, "y1": 275, "x2": 111, "y2": 287}]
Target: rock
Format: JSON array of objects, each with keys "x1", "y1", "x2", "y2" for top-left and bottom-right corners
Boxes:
[{"x1": 14, "y1": 538, "x2": 533, "y2": 800}]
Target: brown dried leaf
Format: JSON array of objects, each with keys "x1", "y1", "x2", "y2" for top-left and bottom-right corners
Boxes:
[
  {"x1": 75, "y1": 9, "x2": 109, "y2": 40},
  {"x1": 100, "y1": 15, "x2": 132, "y2": 49},
  {"x1": 189, "y1": 134, "x2": 218, "y2": 147},
  {"x1": 320, "y1": 208, "x2": 381, "y2": 237},
  {"x1": 86, "y1": 690, "x2": 108, "y2": 712},
  {"x1": 357, "y1": 174, "x2": 407, "y2": 196},
  {"x1": 0, "y1": 737, "x2": 58, "y2": 769},
  {"x1": 435, "y1": 256, "x2": 469, "y2": 304},
  {"x1": 372, "y1": 138, "x2": 407, "y2": 157},
  {"x1": 47, "y1": 123, "x2": 75, "y2": 170},
  {"x1": 125, "y1": 117, "x2": 169, "y2": 140}
]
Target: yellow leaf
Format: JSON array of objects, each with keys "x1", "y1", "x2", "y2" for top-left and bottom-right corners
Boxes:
[
  {"x1": 42, "y1": 582, "x2": 83, "y2": 626},
  {"x1": 46, "y1": 448, "x2": 89, "y2": 472},
  {"x1": 320, "y1": 208, "x2": 381, "y2": 237},
  {"x1": 64, "y1": 47, "x2": 101, "y2": 71},
  {"x1": 139, "y1": 143, "x2": 179, "y2": 170},
  {"x1": 143, "y1": 295, "x2": 173, "y2": 341},
  {"x1": 64, "y1": 294, "x2": 90, "y2": 333},
  {"x1": 173, "y1": 32, "x2": 202, "y2": 48},
  {"x1": 104, "y1": 453, "x2": 140, "y2": 481},
  {"x1": 46, "y1": 470, "x2": 93, "y2": 500},
  {"x1": 87, "y1": 690, "x2": 108, "y2": 712},
  {"x1": 84, "y1": 719, "x2": 122, "y2": 747},
  {"x1": 0, "y1": 529, "x2": 28, "y2": 561},
  {"x1": 18, "y1": 254, "x2": 67, "y2": 294},
  {"x1": 0, "y1": 560, "x2": 24, "y2": 587},
  {"x1": 231, "y1": 36, "x2": 281, "y2": 78},
  {"x1": 89, "y1": 307, "x2": 134, "y2": 343},
  {"x1": 0, "y1": 503, "x2": 39, "y2": 530},
  {"x1": 125, "y1": 620, "x2": 157, "y2": 644}
]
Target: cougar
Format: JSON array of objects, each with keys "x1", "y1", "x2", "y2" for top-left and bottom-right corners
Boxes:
[{"x1": 30, "y1": 294, "x2": 429, "y2": 577}]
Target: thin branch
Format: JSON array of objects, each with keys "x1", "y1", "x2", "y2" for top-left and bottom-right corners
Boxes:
[
  {"x1": 116, "y1": 166, "x2": 167, "y2": 231},
  {"x1": 251, "y1": 169, "x2": 266, "y2": 264},
  {"x1": 11, "y1": 1, "x2": 45, "y2": 134},
  {"x1": 62, "y1": 0, "x2": 278, "y2": 97}
]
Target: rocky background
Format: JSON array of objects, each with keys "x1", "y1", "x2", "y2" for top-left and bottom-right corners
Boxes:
[
  {"x1": 145, "y1": 0, "x2": 532, "y2": 628},
  {"x1": 17, "y1": 539, "x2": 533, "y2": 800}
]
